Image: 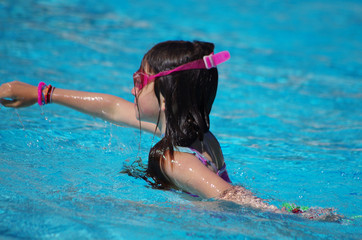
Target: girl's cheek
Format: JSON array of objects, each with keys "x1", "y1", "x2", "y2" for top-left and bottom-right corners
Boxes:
[{"x1": 137, "y1": 97, "x2": 159, "y2": 121}]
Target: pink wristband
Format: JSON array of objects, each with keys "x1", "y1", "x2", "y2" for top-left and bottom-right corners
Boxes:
[{"x1": 38, "y1": 82, "x2": 46, "y2": 106}]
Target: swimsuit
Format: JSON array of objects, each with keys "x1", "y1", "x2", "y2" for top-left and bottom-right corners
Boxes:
[{"x1": 175, "y1": 146, "x2": 231, "y2": 183}]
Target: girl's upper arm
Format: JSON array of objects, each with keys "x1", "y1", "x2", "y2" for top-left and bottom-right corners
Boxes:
[
  {"x1": 107, "y1": 96, "x2": 159, "y2": 134},
  {"x1": 162, "y1": 151, "x2": 232, "y2": 198},
  {"x1": 162, "y1": 152, "x2": 278, "y2": 211}
]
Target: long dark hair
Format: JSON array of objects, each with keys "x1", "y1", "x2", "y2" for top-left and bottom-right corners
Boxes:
[{"x1": 142, "y1": 40, "x2": 219, "y2": 188}]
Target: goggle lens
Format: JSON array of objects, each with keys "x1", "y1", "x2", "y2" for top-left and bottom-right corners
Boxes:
[{"x1": 133, "y1": 70, "x2": 148, "y2": 91}]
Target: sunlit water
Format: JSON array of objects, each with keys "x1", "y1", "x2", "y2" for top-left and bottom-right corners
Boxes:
[{"x1": 1, "y1": 0, "x2": 361, "y2": 239}]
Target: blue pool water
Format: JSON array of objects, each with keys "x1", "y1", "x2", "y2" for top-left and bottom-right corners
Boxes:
[{"x1": 1, "y1": 0, "x2": 361, "y2": 239}]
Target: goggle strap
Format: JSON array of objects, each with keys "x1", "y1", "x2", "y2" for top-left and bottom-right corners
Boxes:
[
  {"x1": 149, "y1": 51, "x2": 230, "y2": 80},
  {"x1": 204, "y1": 51, "x2": 230, "y2": 69}
]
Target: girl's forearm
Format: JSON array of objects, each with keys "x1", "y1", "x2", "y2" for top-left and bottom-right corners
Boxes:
[
  {"x1": 52, "y1": 88, "x2": 133, "y2": 125},
  {"x1": 218, "y1": 186, "x2": 279, "y2": 211},
  {"x1": 52, "y1": 88, "x2": 121, "y2": 120}
]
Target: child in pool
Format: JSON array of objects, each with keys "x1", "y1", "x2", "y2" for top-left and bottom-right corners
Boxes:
[{"x1": 0, "y1": 40, "x2": 341, "y2": 221}]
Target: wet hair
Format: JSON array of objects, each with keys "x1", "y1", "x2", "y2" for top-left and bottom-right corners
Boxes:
[{"x1": 141, "y1": 40, "x2": 218, "y2": 188}]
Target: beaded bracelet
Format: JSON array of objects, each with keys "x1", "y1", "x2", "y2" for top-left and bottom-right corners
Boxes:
[{"x1": 37, "y1": 82, "x2": 55, "y2": 106}]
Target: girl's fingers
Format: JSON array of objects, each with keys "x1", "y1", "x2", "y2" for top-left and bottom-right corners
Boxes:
[
  {"x1": 0, "y1": 81, "x2": 37, "y2": 108},
  {"x1": 0, "y1": 98, "x2": 18, "y2": 107}
]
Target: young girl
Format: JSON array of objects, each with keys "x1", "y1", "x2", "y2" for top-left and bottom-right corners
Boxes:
[{"x1": 0, "y1": 40, "x2": 341, "y2": 221}]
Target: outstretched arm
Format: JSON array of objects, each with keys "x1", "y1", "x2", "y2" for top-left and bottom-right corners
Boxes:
[
  {"x1": 0, "y1": 81, "x2": 159, "y2": 134},
  {"x1": 50, "y1": 88, "x2": 158, "y2": 132}
]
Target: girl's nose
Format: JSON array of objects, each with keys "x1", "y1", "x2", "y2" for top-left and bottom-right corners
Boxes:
[{"x1": 131, "y1": 87, "x2": 136, "y2": 96}]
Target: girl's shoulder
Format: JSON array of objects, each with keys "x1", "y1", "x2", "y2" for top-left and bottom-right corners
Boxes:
[{"x1": 162, "y1": 147, "x2": 231, "y2": 198}]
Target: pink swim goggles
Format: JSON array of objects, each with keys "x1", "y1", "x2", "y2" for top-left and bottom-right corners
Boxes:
[{"x1": 133, "y1": 51, "x2": 230, "y2": 91}]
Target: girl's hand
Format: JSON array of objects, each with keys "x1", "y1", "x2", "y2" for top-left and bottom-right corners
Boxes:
[{"x1": 0, "y1": 81, "x2": 37, "y2": 108}]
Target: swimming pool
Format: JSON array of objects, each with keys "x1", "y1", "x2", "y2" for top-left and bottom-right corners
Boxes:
[{"x1": 1, "y1": 0, "x2": 361, "y2": 239}]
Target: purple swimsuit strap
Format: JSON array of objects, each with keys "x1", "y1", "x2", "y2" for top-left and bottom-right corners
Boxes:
[{"x1": 188, "y1": 147, "x2": 218, "y2": 172}]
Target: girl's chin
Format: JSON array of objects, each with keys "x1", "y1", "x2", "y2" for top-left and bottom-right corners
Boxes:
[{"x1": 134, "y1": 105, "x2": 140, "y2": 120}]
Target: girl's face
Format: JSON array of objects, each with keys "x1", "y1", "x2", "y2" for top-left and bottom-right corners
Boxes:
[{"x1": 132, "y1": 81, "x2": 160, "y2": 123}]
